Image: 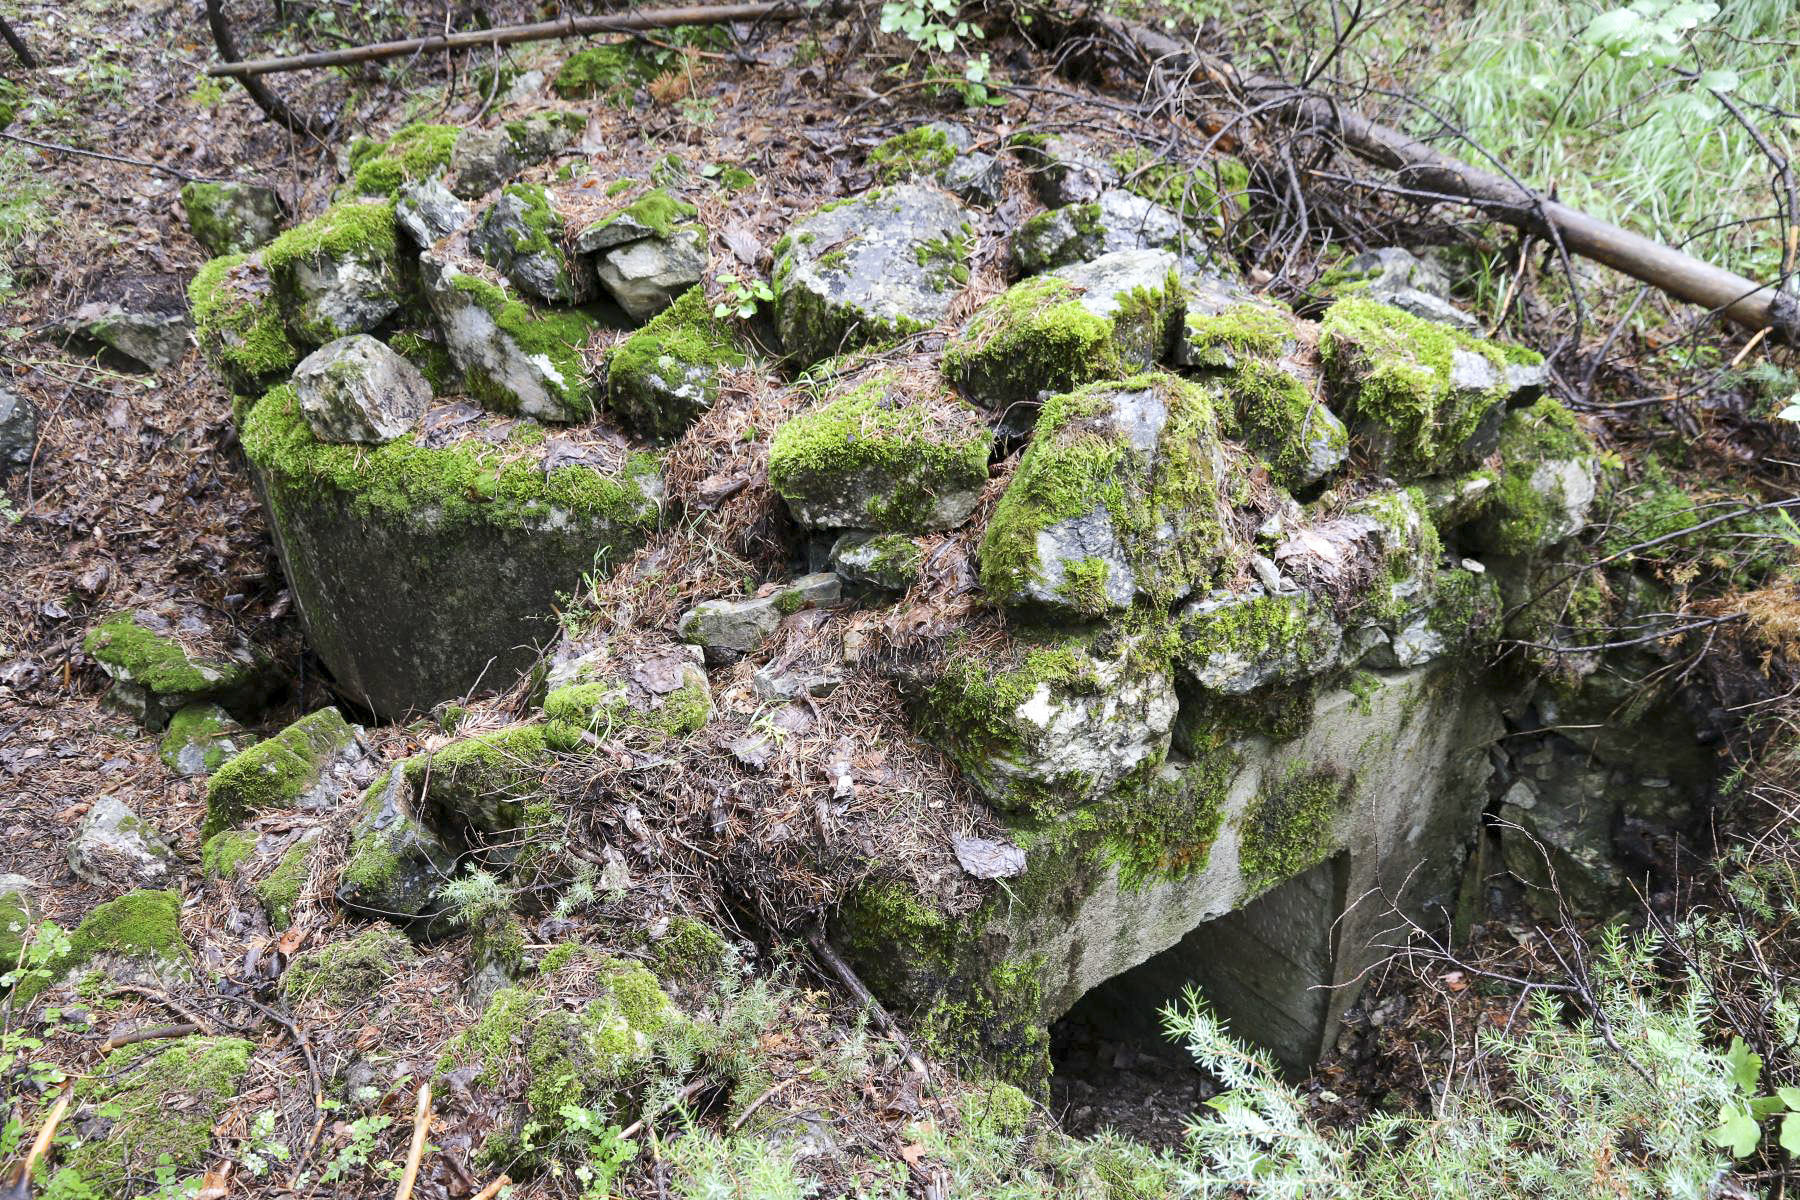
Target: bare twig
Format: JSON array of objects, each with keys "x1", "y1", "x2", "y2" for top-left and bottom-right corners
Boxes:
[
  {"x1": 394, "y1": 1081, "x2": 433, "y2": 1200},
  {"x1": 97, "y1": 1020, "x2": 204, "y2": 1054},
  {"x1": 0, "y1": 14, "x2": 36, "y2": 68}
]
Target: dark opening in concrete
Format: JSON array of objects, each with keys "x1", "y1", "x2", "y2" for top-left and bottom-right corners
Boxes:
[{"x1": 1050, "y1": 854, "x2": 1349, "y2": 1145}]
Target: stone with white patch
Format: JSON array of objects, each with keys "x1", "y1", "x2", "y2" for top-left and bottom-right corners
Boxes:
[{"x1": 291, "y1": 335, "x2": 431, "y2": 444}]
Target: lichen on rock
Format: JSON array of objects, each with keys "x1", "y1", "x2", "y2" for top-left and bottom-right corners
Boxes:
[
  {"x1": 1009, "y1": 189, "x2": 1194, "y2": 275},
  {"x1": 768, "y1": 369, "x2": 993, "y2": 532}
]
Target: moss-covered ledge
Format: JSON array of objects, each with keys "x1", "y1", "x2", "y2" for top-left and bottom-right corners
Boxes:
[{"x1": 240, "y1": 386, "x2": 664, "y2": 716}]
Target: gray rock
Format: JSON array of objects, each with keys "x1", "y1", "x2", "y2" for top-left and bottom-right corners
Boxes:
[
  {"x1": 979, "y1": 372, "x2": 1240, "y2": 616},
  {"x1": 83, "y1": 604, "x2": 277, "y2": 730},
  {"x1": 595, "y1": 227, "x2": 706, "y2": 321},
  {"x1": 395, "y1": 177, "x2": 471, "y2": 248},
  {"x1": 158, "y1": 703, "x2": 250, "y2": 777},
  {"x1": 180, "y1": 181, "x2": 284, "y2": 255},
  {"x1": 69, "y1": 796, "x2": 176, "y2": 889},
  {"x1": 677, "y1": 573, "x2": 841, "y2": 664},
  {"x1": 447, "y1": 115, "x2": 581, "y2": 201},
  {"x1": 1175, "y1": 585, "x2": 1343, "y2": 695},
  {"x1": 56, "y1": 300, "x2": 191, "y2": 371},
  {"x1": 831, "y1": 533, "x2": 923, "y2": 592},
  {"x1": 419, "y1": 250, "x2": 598, "y2": 423},
  {"x1": 1016, "y1": 134, "x2": 1119, "y2": 206},
  {"x1": 1330, "y1": 247, "x2": 1476, "y2": 331},
  {"x1": 1498, "y1": 777, "x2": 1625, "y2": 916},
  {"x1": 1050, "y1": 248, "x2": 1182, "y2": 323},
  {"x1": 336, "y1": 767, "x2": 459, "y2": 935},
  {"x1": 291, "y1": 335, "x2": 431, "y2": 444},
  {"x1": 1011, "y1": 190, "x2": 1193, "y2": 275},
  {"x1": 0, "y1": 386, "x2": 37, "y2": 480},
  {"x1": 920, "y1": 633, "x2": 1176, "y2": 813},
  {"x1": 753, "y1": 662, "x2": 844, "y2": 701},
  {"x1": 943, "y1": 150, "x2": 1004, "y2": 207},
  {"x1": 269, "y1": 209, "x2": 403, "y2": 345},
  {"x1": 773, "y1": 184, "x2": 972, "y2": 366},
  {"x1": 471, "y1": 185, "x2": 586, "y2": 305}
]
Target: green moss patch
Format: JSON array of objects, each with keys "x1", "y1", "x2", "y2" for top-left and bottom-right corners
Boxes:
[
  {"x1": 1478, "y1": 398, "x2": 1597, "y2": 556},
  {"x1": 941, "y1": 274, "x2": 1127, "y2": 414},
  {"x1": 201, "y1": 829, "x2": 256, "y2": 879},
  {"x1": 159, "y1": 703, "x2": 246, "y2": 775},
  {"x1": 1102, "y1": 743, "x2": 1238, "y2": 889},
  {"x1": 442, "y1": 271, "x2": 599, "y2": 419},
  {"x1": 21, "y1": 889, "x2": 190, "y2": 1003},
  {"x1": 203, "y1": 707, "x2": 353, "y2": 838},
  {"x1": 542, "y1": 669, "x2": 712, "y2": 740},
  {"x1": 189, "y1": 252, "x2": 300, "y2": 393},
  {"x1": 283, "y1": 927, "x2": 415, "y2": 1006},
  {"x1": 1238, "y1": 764, "x2": 1354, "y2": 889},
  {"x1": 263, "y1": 201, "x2": 401, "y2": 344},
  {"x1": 768, "y1": 371, "x2": 993, "y2": 532},
  {"x1": 83, "y1": 611, "x2": 236, "y2": 700},
  {"x1": 52, "y1": 1036, "x2": 253, "y2": 1198},
  {"x1": 242, "y1": 384, "x2": 660, "y2": 534},
  {"x1": 1112, "y1": 146, "x2": 1248, "y2": 228},
  {"x1": 1319, "y1": 295, "x2": 1542, "y2": 475},
  {"x1": 348, "y1": 122, "x2": 459, "y2": 197},
  {"x1": 870, "y1": 125, "x2": 957, "y2": 183}
]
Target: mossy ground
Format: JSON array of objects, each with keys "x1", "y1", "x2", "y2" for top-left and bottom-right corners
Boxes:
[
  {"x1": 869, "y1": 126, "x2": 957, "y2": 183},
  {"x1": 203, "y1": 707, "x2": 352, "y2": 837},
  {"x1": 257, "y1": 839, "x2": 313, "y2": 928},
  {"x1": 542, "y1": 674, "x2": 712, "y2": 740},
  {"x1": 53, "y1": 1036, "x2": 253, "y2": 1198},
  {"x1": 283, "y1": 926, "x2": 415, "y2": 1006}
]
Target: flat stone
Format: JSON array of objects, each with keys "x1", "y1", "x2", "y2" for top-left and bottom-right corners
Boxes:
[
  {"x1": 677, "y1": 573, "x2": 841, "y2": 664},
  {"x1": 292, "y1": 335, "x2": 432, "y2": 444},
  {"x1": 595, "y1": 227, "x2": 706, "y2": 321},
  {"x1": 69, "y1": 796, "x2": 176, "y2": 889},
  {"x1": 56, "y1": 300, "x2": 191, "y2": 371}
]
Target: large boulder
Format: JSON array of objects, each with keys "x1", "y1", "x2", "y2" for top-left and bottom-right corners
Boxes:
[
  {"x1": 180, "y1": 180, "x2": 284, "y2": 255},
  {"x1": 240, "y1": 386, "x2": 663, "y2": 717},
  {"x1": 768, "y1": 368, "x2": 992, "y2": 532},
  {"x1": 978, "y1": 373, "x2": 1242, "y2": 616},
  {"x1": 264, "y1": 201, "x2": 404, "y2": 345},
  {"x1": 291, "y1": 335, "x2": 432, "y2": 444},
  {"x1": 943, "y1": 249, "x2": 1181, "y2": 433},
  {"x1": 1319, "y1": 296, "x2": 1546, "y2": 476},
  {"x1": 772, "y1": 184, "x2": 972, "y2": 365},
  {"x1": 419, "y1": 249, "x2": 600, "y2": 422},
  {"x1": 1010, "y1": 190, "x2": 1194, "y2": 275},
  {"x1": 605, "y1": 286, "x2": 744, "y2": 439},
  {"x1": 82, "y1": 604, "x2": 277, "y2": 730}
]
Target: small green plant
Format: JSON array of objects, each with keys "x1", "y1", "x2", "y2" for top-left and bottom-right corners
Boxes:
[
  {"x1": 440, "y1": 869, "x2": 512, "y2": 927},
  {"x1": 713, "y1": 272, "x2": 774, "y2": 320},
  {"x1": 241, "y1": 1108, "x2": 292, "y2": 1178},
  {"x1": 560, "y1": 1105, "x2": 637, "y2": 1199},
  {"x1": 1706, "y1": 1036, "x2": 1800, "y2": 1157},
  {"x1": 319, "y1": 1112, "x2": 395, "y2": 1184},
  {"x1": 877, "y1": 0, "x2": 1003, "y2": 107},
  {"x1": 188, "y1": 71, "x2": 229, "y2": 109}
]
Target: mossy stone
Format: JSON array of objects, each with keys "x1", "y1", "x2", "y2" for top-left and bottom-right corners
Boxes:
[
  {"x1": 202, "y1": 707, "x2": 355, "y2": 838},
  {"x1": 241, "y1": 386, "x2": 662, "y2": 717},
  {"x1": 263, "y1": 201, "x2": 404, "y2": 345},
  {"x1": 768, "y1": 371, "x2": 993, "y2": 532},
  {"x1": 19, "y1": 889, "x2": 192, "y2": 1004},
  {"x1": 189, "y1": 252, "x2": 300, "y2": 393},
  {"x1": 159, "y1": 702, "x2": 251, "y2": 776},
  {"x1": 347, "y1": 122, "x2": 459, "y2": 198},
  {"x1": 605, "y1": 285, "x2": 744, "y2": 439},
  {"x1": 180, "y1": 180, "x2": 283, "y2": 255},
  {"x1": 283, "y1": 927, "x2": 416, "y2": 1006},
  {"x1": 1471, "y1": 398, "x2": 1598, "y2": 556},
  {"x1": 82, "y1": 608, "x2": 276, "y2": 730}
]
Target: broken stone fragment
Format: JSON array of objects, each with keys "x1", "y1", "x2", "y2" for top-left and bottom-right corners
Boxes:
[
  {"x1": 677, "y1": 573, "x2": 842, "y2": 664},
  {"x1": 868, "y1": 123, "x2": 1003, "y2": 208},
  {"x1": 82, "y1": 605, "x2": 277, "y2": 730},
  {"x1": 1014, "y1": 133, "x2": 1119, "y2": 206},
  {"x1": 55, "y1": 298, "x2": 191, "y2": 372},
  {"x1": 831, "y1": 532, "x2": 924, "y2": 593},
  {"x1": 752, "y1": 661, "x2": 844, "y2": 701},
  {"x1": 1010, "y1": 190, "x2": 1194, "y2": 275},
  {"x1": 1318, "y1": 246, "x2": 1476, "y2": 331},
  {"x1": 239, "y1": 385, "x2": 662, "y2": 716},
  {"x1": 914, "y1": 631, "x2": 1176, "y2": 814},
  {"x1": 418, "y1": 249, "x2": 600, "y2": 422},
  {"x1": 594, "y1": 226, "x2": 706, "y2": 321},
  {"x1": 68, "y1": 796, "x2": 176, "y2": 889},
  {"x1": 604, "y1": 286, "x2": 745, "y2": 440},
  {"x1": 767, "y1": 370, "x2": 993, "y2": 532},
  {"x1": 573, "y1": 188, "x2": 699, "y2": 253},
  {"x1": 773, "y1": 184, "x2": 972, "y2": 366},
  {"x1": 472, "y1": 182, "x2": 587, "y2": 305},
  {"x1": 291, "y1": 334, "x2": 431, "y2": 444},
  {"x1": 158, "y1": 703, "x2": 251, "y2": 776},
  {"x1": 0, "y1": 385, "x2": 37, "y2": 480},
  {"x1": 336, "y1": 767, "x2": 460, "y2": 936},
  {"x1": 202, "y1": 707, "x2": 361, "y2": 837},
  {"x1": 179, "y1": 180, "x2": 284, "y2": 255},
  {"x1": 1174, "y1": 585, "x2": 1343, "y2": 695},
  {"x1": 264, "y1": 201, "x2": 404, "y2": 345},
  {"x1": 446, "y1": 113, "x2": 583, "y2": 200},
  {"x1": 943, "y1": 150, "x2": 1004, "y2": 208},
  {"x1": 395, "y1": 176, "x2": 472, "y2": 248},
  {"x1": 1469, "y1": 398, "x2": 1598, "y2": 556},
  {"x1": 979, "y1": 373, "x2": 1242, "y2": 617},
  {"x1": 188, "y1": 252, "x2": 300, "y2": 394}
]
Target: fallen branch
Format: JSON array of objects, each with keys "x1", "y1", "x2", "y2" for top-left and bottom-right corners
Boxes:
[
  {"x1": 394, "y1": 1082, "x2": 432, "y2": 1200},
  {"x1": 204, "y1": 0, "x2": 320, "y2": 138},
  {"x1": 0, "y1": 1085, "x2": 73, "y2": 1198},
  {"x1": 470, "y1": 1175, "x2": 511, "y2": 1200},
  {"x1": 98, "y1": 1020, "x2": 204, "y2": 1054},
  {"x1": 206, "y1": 2, "x2": 821, "y2": 79},
  {"x1": 807, "y1": 924, "x2": 929, "y2": 1078},
  {"x1": 0, "y1": 14, "x2": 36, "y2": 68},
  {"x1": 1097, "y1": 18, "x2": 1800, "y2": 341}
]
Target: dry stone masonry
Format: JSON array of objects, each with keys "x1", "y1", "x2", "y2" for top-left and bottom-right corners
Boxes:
[{"x1": 158, "y1": 99, "x2": 1714, "y2": 1096}]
